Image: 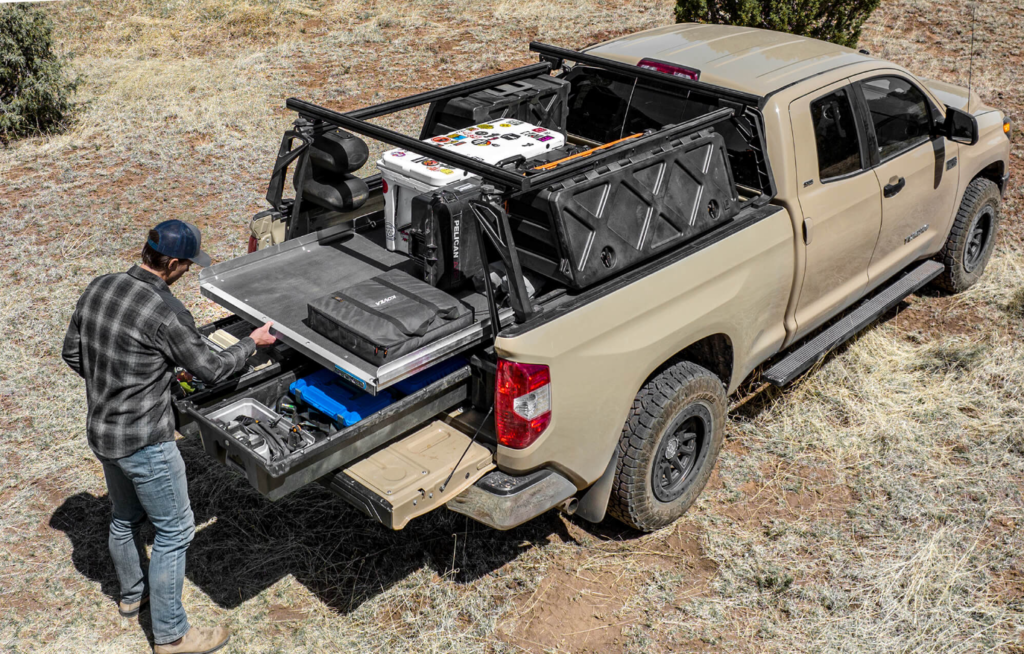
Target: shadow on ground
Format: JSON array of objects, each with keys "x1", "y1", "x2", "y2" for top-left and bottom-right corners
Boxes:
[{"x1": 49, "y1": 436, "x2": 617, "y2": 618}]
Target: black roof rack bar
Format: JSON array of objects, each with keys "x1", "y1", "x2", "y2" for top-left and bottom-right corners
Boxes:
[
  {"x1": 287, "y1": 97, "x2": 528, "y2": 187},
  {"x1": 286, "y1": 100, "x2": 734, "y2": 193},
  {"x1": 288, "y1": 96, "x2": 734, "y2": 193},
  {"x1": 286, "y1": 43, "x2": 746, "y2": 192},
  {"x1": 347, "y1": 62, "x2": 554, "y2": 120},
  {"x1": 529, "y1": 41, "x2": 762, "y2": 107}
]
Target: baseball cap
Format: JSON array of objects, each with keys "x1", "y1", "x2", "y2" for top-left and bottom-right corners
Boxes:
[{"x1": 147, "y1": 220, "x2": 212, "y2": 267}]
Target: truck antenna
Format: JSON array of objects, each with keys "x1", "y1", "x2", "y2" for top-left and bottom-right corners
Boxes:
[{"x1": 967, "y1": 2, "x2": 976, "y2": 114}]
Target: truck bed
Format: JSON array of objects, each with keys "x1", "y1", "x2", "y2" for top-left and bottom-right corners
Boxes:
[{"x1": 182, "y1": 200, "x2": 785, "y2": 511}]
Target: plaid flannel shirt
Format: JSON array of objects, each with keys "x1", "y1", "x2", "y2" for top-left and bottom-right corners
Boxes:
[{"x1": 62, "y1": 265, "x2": 255, "y2": 459}]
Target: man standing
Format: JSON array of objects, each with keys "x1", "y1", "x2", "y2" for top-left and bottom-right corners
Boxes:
[{"x1": 62, "y1": 220, "x2": 276, "y2": 654}]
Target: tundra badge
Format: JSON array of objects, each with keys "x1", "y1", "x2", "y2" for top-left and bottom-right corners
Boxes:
[{"x1": 905, "y1": 224, "x2": 929, "y2": 244}]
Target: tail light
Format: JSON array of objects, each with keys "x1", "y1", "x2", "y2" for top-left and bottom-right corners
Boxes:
[
  {"x1": 382, "y1": 179, "x2": 389, "y2": 194},
  {"x1": 247, "y1": 235, "x2": 259, "y2": 253},
  {"x1": 495, "y1": 359, "x2": 551, "y2": 449},
  {"x1": 637, "y1": 58, "x2": 700, "y2": 81}
]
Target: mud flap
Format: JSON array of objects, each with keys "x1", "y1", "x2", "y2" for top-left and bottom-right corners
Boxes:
[
  {"x1": 325, "y1": 421, "x2": 494, "y2": 529},
  {"x1": 574, "y1": 449, "x2": 618, "y2": 523}
]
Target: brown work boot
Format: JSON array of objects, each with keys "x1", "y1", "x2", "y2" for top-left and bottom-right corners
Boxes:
[
  {"x1": 118, "y1": 595, "x2": 148, "y2": 618},
  {"x1": 153, "y1": 626, "x2": 230, "y2": 654}
]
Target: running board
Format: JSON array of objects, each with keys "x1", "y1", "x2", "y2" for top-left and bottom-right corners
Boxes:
[{"x1": 764, "y1": 260, "x2": 944, "y2": 386}]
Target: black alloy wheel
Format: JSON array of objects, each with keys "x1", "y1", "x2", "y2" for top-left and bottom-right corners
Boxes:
[
  {"x1": 963, "y1": 206, "x2": 994, "y2": 273},
  {"x1": 607, "y1": 360, "x2": 726, "y2": 532},
  {"x1": 651, "y1": 408, "x2": 710, "y2": 503},
  {"x1": 933, "y1": 177, "x2": 1001, "y2": 294}
]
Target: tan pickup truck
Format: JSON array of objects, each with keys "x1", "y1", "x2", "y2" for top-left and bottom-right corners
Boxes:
[{"x1": 177, "y1": 25, "x2": 1011, "y2": 533}]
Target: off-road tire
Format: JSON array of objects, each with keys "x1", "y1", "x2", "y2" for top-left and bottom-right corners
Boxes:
[
  {"x1": 607, "y1": 361, "x2": 726, "y2": 532},
  {"x1": 933, "y1": 177, "x2": 1001, "y2": 293}
]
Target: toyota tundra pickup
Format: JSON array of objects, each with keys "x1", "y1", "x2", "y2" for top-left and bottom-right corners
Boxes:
[{"x1": 175, "y1": 25, "x2": 1011, "y2": 532}]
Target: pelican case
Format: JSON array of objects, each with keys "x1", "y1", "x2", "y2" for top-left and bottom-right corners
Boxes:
[
  {"x1": 509, "y1": 127, "x2": 739, "y2": 289},
  {"x1": 409, "y1": 178, "x2": 486, "y2": 290},
  {"x1": 307, "y1": 269, "x2": 474, "y2": 364}
]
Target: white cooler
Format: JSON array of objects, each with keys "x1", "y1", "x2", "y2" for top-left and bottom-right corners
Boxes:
[{"x1": 378, "y1": 119, "x2": 566, "y2": 252}]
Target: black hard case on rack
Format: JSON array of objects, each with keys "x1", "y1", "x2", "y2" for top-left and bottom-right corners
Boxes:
[
  {"x1": 420, "y1": 76, "x2": 570, "y2": 138},
  {"x1": 409, "y1": 179, "x2": 487, "y2": 290},
  {"x1": 509, "y1": 127, "x2": 739, "y2": 289}
]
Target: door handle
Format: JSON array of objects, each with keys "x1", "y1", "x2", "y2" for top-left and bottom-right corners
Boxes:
[{"x1": 884, "y1": 176, "x2": 906, "y2": 198}]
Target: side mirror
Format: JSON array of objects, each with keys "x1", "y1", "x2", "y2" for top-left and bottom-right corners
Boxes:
[{"x1": 942, "y1": 106, "x2": 979, "y2": 145}]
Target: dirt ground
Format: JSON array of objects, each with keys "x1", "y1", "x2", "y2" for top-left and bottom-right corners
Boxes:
[{"x1": 2, "y1": 1, "x2": 1023, "y2": 652}]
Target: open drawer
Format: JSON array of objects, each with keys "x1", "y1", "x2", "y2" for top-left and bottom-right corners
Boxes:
[
  {"x1": 173, "y1": 315, "x2": 300, "y2": 417},
  {"x1": 177, "y1": 362, "x2": 471, "y2": 501}
]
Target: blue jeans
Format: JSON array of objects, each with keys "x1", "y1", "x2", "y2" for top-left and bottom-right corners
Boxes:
[{"x1": 100, "y1": 441, "x2": 195, "y2": 644}]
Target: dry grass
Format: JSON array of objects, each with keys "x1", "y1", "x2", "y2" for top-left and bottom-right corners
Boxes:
[{"x1": 2, "y1": 0, "x2": 1023, "y2": 652}]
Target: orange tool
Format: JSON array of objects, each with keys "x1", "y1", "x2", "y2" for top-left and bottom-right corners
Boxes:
[{"x1": 531, "y1": 133, "x2": 644, "y2": 171}]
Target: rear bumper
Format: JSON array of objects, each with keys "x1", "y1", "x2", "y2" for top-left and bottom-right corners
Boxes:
[{"x1": 446, "y1": 469, "x2": 577, "y2": 530}]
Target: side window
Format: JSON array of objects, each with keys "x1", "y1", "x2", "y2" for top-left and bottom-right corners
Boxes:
[
  {"x1": 858, "y1": 76, "x2": 932, "y2": 160},
  {"x1": 810, "y1": 88, "x2": 863, "y2": 181}
]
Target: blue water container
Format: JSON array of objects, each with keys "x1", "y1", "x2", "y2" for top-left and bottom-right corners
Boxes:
[{"x1": 290, "y1": 369, "x2": 395, "y2": 427}]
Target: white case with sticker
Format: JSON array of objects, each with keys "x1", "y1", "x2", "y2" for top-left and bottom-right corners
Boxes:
[{"x1": 379, "y1": 119, "x2": 565, "y2": 252}]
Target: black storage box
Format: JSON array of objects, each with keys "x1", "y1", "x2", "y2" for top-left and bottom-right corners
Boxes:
[
  {"x1": 307, "y1": 269, "x2": 474, "y2": 364},
  {"x1": 421, "y1": 76, "x2": 570, "y2": 138},
  {"x1": 409, "y1": 178, "x2": 486, "y2": 290},
  {"x1": 509, "y1": 127, "x2": 739, "y2": 289}
]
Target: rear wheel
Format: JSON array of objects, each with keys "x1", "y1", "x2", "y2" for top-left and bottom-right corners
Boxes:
[
  {"x1": 934, "y1": 178, "x2": 1001, "y2": 293},
  {"x1": 607, "y1": 361, "x2": 726, "y2": 531}
]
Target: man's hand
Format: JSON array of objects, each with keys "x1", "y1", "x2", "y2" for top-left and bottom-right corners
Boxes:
[{"x1": 250, "y1": 321, "x2": 277, "y2": 348}]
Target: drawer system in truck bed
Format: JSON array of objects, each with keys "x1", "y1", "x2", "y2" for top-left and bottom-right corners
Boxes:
[{"x1": 179, "y1": 359, "x2": 473, "y2": 501}]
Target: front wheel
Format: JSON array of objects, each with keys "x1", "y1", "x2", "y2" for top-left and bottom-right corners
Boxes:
[
  {"x1": 933, "y1": 177, "x2": 1001, "y2": 293},
  {"x1": 607, "y1": 361, "x2": 727, "y2": 532}
]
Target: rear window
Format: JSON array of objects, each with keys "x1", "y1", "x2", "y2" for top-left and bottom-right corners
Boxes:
[
  {"x1": 563, "y1": 66, "x2": 761, "y2": 190},
  {"x1": 565, "y1": 67, "x2": 714, "y2": 142},
  {"x1": 564, "y1": 68, "x2": 635, "y2": 143}
]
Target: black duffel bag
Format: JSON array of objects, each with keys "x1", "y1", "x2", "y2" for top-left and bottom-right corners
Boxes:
[{"x1": 307, "y1": 269, "x2": 473, "y2": 364}]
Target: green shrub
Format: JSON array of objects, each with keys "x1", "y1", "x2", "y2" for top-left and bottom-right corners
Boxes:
[
  {"x1": 0, "y1": 4, "x2": 80, "y2": 143},
  {"x1": 674, "y1": 0, "x2": 881, "y2": 48}
]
